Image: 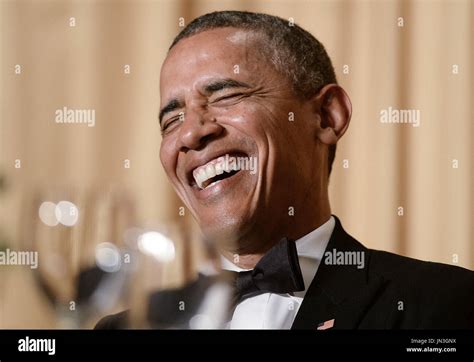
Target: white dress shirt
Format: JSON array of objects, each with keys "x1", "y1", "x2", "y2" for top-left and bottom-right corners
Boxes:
[{"x1": 221, "y1": 216, "x2": 335, "y2": 329}]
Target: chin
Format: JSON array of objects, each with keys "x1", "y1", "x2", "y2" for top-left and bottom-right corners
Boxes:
[{"x1": 198, "y1": 209, "x2": 256, "y2": 251}]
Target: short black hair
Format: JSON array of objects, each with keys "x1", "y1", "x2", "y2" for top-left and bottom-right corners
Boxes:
[{"x1": 170, "y1": 11, "x2": 338, "y2": 176}]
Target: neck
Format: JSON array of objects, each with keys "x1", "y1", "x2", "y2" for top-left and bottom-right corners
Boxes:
[{"x1": 221, "y1": 197, "x2": 331, "y2": 269}]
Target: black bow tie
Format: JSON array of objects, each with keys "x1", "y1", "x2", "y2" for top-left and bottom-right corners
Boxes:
[{"x1": 224, "y1": 237, "x2": 305, "y2": 302}]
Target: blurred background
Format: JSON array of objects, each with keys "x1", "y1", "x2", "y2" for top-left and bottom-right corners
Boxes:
[{"x1": 0, "y1": 0, "x2": 472, "y2": 328}]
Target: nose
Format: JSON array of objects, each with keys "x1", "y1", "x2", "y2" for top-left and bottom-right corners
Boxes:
[{"x1": 177, "y1": 108, "x2": 223, "y2": 152}]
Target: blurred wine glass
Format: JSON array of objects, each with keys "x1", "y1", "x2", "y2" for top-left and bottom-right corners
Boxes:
[
  {"x1": 20, "y1": 185, "x2": 232, "y2": 329},
  {"x1": 20, "y1": 186, "x2": 136, "y2": 328},
  {"x1": 125, "y1": 223, "x2": 233, "y2": 329}
]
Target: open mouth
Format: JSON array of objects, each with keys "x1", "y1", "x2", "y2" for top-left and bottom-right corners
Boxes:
[{"x1": 190, "y1": 153, "x2": 247, "y2": 190}]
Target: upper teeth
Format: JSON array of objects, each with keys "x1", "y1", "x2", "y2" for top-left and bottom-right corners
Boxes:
[{"x1": 193, "y1": 156, "x2": 240, "y2": 189}]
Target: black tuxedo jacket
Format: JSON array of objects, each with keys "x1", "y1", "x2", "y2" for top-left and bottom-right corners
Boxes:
[{"x1": 96, "y1": 216, "x2": 474, "y2": 329}]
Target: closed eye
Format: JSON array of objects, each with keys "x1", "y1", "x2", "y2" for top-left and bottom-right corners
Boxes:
[
  {"x1": 161, "y1": 113, "x2": 183, "y2": 135},
  {"x1": 212, "y1": 92, "x2": 245, "y2": 103}
]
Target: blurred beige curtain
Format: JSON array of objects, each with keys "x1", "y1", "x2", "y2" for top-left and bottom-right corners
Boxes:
[{"x1": 0, "y1": 0, "x2": 472, "y2": 327}]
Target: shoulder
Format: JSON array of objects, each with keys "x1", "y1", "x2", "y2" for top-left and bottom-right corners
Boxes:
[
  {"x1": 368, "y1": 249, "x2": 474, "y2": 328},
  {"x1": 369, "y1": 248, "x2": 474, "y2": 288}
]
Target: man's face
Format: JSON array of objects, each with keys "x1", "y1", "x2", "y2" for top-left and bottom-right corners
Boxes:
[{"x1": 159, "y1": 28, "x2": 325, "y2": 252}]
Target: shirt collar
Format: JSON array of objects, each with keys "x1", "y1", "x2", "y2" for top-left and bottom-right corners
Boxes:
[
  {"x1": 295, "y1": 215, "x2": 335, "y2": 260},
  {"x1": 220, "y1": 253, "x2": 250, "y2": 272}
]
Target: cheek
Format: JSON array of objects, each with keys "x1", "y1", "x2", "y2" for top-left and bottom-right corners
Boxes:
[
  {"x1": 159, "y1": 139, "x2": 178, "y2": 178},
  {"x1": 216, "y1": 103, "x2": 271, "y2": 139}
]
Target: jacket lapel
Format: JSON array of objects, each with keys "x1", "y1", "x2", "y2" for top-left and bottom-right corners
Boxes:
[{"x1": 292, "y1": 216, "x2": 386, "y2": 329}]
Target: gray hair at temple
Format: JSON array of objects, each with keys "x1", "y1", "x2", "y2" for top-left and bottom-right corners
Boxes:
[{"x1": 170, "y1": 10, "x2": 338, "y2": 176}]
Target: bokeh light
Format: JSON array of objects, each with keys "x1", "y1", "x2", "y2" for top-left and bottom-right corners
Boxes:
[
  {"x1": 55, "y1": 200, "x2": 79, "y2": 226},
  {"x1": 38, "y1": 201, "x2": 59, "y2": 226},
  {"x1": 137, "y1": 231, "x2": 175, "y2": 263},
  {"x1": 95, "y1": 242, "x2": 122, "y2": 273}
]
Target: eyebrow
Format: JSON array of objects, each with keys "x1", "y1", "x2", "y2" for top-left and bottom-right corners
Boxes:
[{"x1": 159, "y1": 78, "x2": 252, "y2": 125}]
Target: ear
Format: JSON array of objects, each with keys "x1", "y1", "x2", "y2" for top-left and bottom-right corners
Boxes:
[{"x1": 314, "y1": 84, "x2": 352, "y2": 145}]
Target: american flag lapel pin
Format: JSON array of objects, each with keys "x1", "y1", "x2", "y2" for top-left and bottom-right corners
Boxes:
[{"x1": 316, "y1": 318, "x2": 335, "y2": 330}]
